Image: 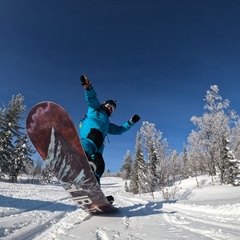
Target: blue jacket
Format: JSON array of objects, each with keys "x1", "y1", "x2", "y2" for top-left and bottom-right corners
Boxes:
[{"x1": 79, "y1": 86, "x2": 135, "y2": 154}]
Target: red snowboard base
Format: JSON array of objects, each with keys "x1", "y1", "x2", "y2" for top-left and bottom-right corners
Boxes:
[{"x1": 26, "y1": 101, "x2": 117, "y2": 213}]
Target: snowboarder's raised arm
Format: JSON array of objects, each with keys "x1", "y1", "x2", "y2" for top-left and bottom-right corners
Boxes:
[
  {"x1": 80, "y1": 75, "x2": 101, "y2": 109},
  {"x1": 108, "y1": 114, "x2": 140, "y2": 135}
]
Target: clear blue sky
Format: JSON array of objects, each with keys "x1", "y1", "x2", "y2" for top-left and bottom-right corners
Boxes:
[{"x1": 1, "y1": 0, "x2": 240, "y2": 172}]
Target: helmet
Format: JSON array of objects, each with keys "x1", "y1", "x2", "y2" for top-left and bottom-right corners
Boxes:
[{"x1": 103, "y1": 100, "x2": 117, "y2": 115}]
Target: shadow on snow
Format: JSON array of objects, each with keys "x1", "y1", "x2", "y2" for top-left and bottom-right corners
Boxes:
[
  {"x1": 0, "y1": 194, "x2": 77, "y2": 213},
  {"x1": 120, "y1": 200, "x2": 177, "y2": 217},
  {"x1": 92, "y1": 200, "x2": 177, "y2": 218}
]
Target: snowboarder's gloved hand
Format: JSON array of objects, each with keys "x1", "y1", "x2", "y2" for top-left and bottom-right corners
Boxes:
[
  {"x1": 131, "y1": 114, "x2": 140, "y2": 123},
  {"x1": 80, "y1": 75, "x2": 92, "y2": 90}
]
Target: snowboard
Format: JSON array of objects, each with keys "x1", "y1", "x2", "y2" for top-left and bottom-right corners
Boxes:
[{"x1": 26, "y1": 101, "x2": 117, "y2": 214}]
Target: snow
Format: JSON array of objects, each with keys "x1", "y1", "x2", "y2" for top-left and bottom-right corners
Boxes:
[{"x1": 0, "y1": 176, "x2": 240, "y2": 240}]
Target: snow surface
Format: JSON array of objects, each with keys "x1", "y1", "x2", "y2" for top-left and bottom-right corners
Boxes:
[{"x1": 0, "y1": 176, "x2": 240, "y2": 240}]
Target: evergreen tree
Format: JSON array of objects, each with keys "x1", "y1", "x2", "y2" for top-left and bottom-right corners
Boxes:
[
  {"x1": 147, "y1": 142, "x2": 158, "y2": 196},
  {"x1": 222, "y1": 138, "x2": 240, "y2": 185},
  {"x1": 125, "y1": 181, "x2": 130, "y2": 192},
  {"x1": 138, "y1": 153, "x2": 148, "y2": 194},
  {"x1": 139, "y1": 121, "x2": 170, "y2": 190},
  {"x1": 9, "y1": 136, "x2": 34, "y2": 183},
  {"x1": 120, "y1": 150, "x2": 133, "y2": 180},
  {"x1": 0, "y1": 94, "x2": 35, "y2": 181},
  {"x1": 0, "y1": 123, "x2": 13, "y2": 177},
  {"x1": 129, "y1": 132, "x2": 148, "y2": 194},
  {"x1": 182, "y1": 145, "x2": 190, "y2": 179},
  {"x1": 104, "y1": 169, "x2": 111, "y2": 177},
  {"x1": 41, "y1": 166, "x2": 53, "y2": 184},
  {"x1": 229, "y1": 115, "x2": 240, "y2": 160},
  {"x1": 140, "y1": 121, "x2": 161, "y2": 191}
]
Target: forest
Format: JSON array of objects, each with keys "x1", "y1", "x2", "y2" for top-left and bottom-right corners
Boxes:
[
  {"x1": 120, "y1": 85, "x2": 240, "y2": 196},
  {"x1": 1, "y1": 86, "x2": 240, "y2": 192}
]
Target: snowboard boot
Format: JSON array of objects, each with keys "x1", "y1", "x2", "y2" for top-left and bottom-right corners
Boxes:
[
  {"x1": 89, "y1": 161, "x2": 97, "y2": 173},
  {"x1": 88, "y1": 160, "x2": 101, "y2": 184},
  {"x1": 106, "y1": 195, "x2": 114, "y2": 204}
]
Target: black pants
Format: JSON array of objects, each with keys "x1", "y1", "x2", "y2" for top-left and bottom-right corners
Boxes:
[{"x1": 89, "y1": 152, "x2": 105, "y2": 177}]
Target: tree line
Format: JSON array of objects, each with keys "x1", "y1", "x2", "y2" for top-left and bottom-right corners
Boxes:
[
  {"x1": 1, "y1": 85, "x2": 240, "y2": 188},
  {"x1": 120, "y1": 85, "x2": 240, "y2": 197}
]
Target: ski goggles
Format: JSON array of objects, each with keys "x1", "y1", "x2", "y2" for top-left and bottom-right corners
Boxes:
[{"x1": 105, "y1": 102, "x2": 116, "y2": 113}]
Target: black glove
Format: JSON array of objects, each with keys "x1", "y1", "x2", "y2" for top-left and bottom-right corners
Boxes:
[
  {"x1": 80, "y1": 74, "x2": 88, "y2": 85},
  {"x1": 131, "y1": 114, "x2": 140, "y2": 123},
  {"x1": 80, "y1": 74, "x2": 91, "y2": 90}
]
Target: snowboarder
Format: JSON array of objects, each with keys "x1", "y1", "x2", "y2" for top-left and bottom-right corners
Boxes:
[{"x1": 79, "y1": 74, "x2": 140, "y2": 184}]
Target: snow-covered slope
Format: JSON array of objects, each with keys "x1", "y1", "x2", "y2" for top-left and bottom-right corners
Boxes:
[{"x1": 0, "y1": 176, "x2": 240, "y2": 240}]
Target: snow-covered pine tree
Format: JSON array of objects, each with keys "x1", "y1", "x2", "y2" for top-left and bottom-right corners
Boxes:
[
  {"x1": 120, "y1": 150, "x2": 133, "y2": 180},
  {"x1": 0, "y1": 94, "x2": 35, "y2": 181},
  {"x1": 0, "y1": 130, "x2": 13, "y2": 178},
  {"x1": 0, "y1": 109, "x2": 4, "y2": 177},
  {"x1": 147, "y1": 142, "x2": 158, "y2": 197},
  {"x1": 229, "y1": 114, "x2": 240, "y2": 160},
  {"x1": 0, "y1": 108, "x2": 14, "y2": 177},
  {"x1": 129, "y1": 134, "x2": 140, "y2": 194},
  {"x1": 41, "y1": 166, "x2": 53, "y2": 184},
  {"x1": 125, "y1": 181, "x2": 130, "y2": 192},
  {"x1": 182, "y1": 145, "x2": 190, "y2": 179},
  {"x1": 139, "y1": 121, "x2": 170, "y2": 190},
  {"x1": 140, "y1": 121, "x2": 161, "y2": 191},
  {"x1": 222, "y1": 138, "x2": 240, "y2": 185},
  {"x1": 9, "y1": 136, "x2": 34, "y2": 183},
  {"x1": 129, "y1": 132, "x2": 148, "y2": 194}
]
